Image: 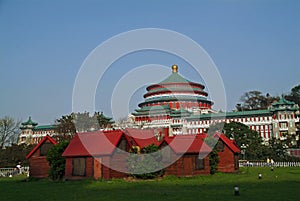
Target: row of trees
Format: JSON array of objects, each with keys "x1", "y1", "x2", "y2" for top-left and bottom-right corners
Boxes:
[
  {"x1": 55, "y1": 111, "x2": 114, "y2": 140},
  {"x1": 235, "y1": 84, "x2": 300, "y2": 111},
  {"x1": 209, "y1": 122, "x2": 299, "y2": 162}
]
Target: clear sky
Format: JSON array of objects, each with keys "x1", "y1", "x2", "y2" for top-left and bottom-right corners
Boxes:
[{"x1": 1, "y1": 0, "x2": 300, "y2": 125}]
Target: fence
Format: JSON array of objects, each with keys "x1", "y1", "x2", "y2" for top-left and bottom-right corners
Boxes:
[
  {"x1": 0, "y1": 166, "x2": 29, "y2": 177},
  {"x1": 239, "y1": 161, "x2": 300, "y2": 167}
]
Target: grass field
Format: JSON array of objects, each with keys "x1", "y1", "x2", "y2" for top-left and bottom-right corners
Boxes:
[{"x1": 0, "y1": 167, "x2": 300, "y2": 201}]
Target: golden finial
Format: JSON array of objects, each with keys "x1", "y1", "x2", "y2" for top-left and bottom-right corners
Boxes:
[{"x1": 172, "y1": 64, "x2": 178, "y2": 73}]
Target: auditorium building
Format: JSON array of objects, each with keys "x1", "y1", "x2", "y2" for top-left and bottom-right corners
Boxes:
[{"x1": 131, "y1": 65, "x2": 299, "y2": 146}]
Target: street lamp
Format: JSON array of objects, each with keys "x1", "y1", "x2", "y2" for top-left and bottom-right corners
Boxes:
[{"x1": 240, "y1": 144, "x2": 247, "y2": 160}]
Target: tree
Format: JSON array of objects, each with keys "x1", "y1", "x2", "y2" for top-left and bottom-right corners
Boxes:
[
  {"x1": 46, "y1": 141, "x2": 69, "y2": 181},
  {"x1": 0, "y1": 116, "x2": 20, "y2": 149},
  {"x1": 236, "y1": 91, "x2": 278, "y2": 111},
  {"x1": 55, "y1": 112, "x2": 114, "y2": 139},
  {"x1": 95, "y1": 112, "x2": 114, "y2": 128},
  {"x1": 0, "y1": 143, "x2": 35, "y2": 167},
  {"x1": 209, "y1": 122, "x2": 267, "y2": 160},
  {"x1": 209, "y1": 149, "x2": 219, "y2": 175},
  {"x1": 285, "y1": 84, "x2": 300, "y2": 106},
  {"x1": 55, "y1": 114, "x2": 76, "y2": 141}
]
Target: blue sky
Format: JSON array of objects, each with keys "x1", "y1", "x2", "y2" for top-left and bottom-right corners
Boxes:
[{"x1": 1, "y1": 0, "x2": 300, "y2": 124}]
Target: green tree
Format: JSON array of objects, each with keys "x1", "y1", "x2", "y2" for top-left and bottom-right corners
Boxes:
[
  {"x1": 95, "y1": 112, "x2": 114, "y2": 128},
  {"x1": 55, "y1": 114, "x2": 76, "y2": 141},
  {"x1": 285, "y1": 84, "x2": 300, "y2": 106},
  {"x1": 56, "y1": 112, "x2": 114, "y2": 139},
  {"x1": 209, "y1": 122, "x2": 268, "y2": 160},
  {"x1": 127, "y1": 144, "x2": 164, "y2": 179},
  {"x1": 0, "y1": 143, "x2": 35, "y2": 167},
  {"x1": 46, "y1": 141, "x2": 69, "y2": 181},
  {"x1": 0, "y1": 116, "x2": 20, "y2": 149},
  {"x1": 209, "y1": 149, "x2": 219, "y2": 175},
  {"x1": 236, "y1": 91, "x2": 278, "y2": 111}
]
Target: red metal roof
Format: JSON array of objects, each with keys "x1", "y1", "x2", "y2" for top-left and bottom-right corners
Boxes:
[
  {"x1": 163, "y1": 135, "x2": 212, "y2": 154},
  {"x1": 62, "y1": 131, "x2": 123, "y2": 157},
  {"x1": 124, "y1": 128, "x2": 161, "y2": 148},
  {"x1": 214, "y1": 133, "x2": 240, "y2": 153},
  {"x1": 26, "y1": 135, "x2": 57, "y2": 159}
]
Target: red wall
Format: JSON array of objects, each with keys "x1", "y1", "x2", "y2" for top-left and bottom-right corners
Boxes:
[
  {"x1": 65, "y1": 157, "x2": 94, "y2": 180},
  {"x1": 165, "y1": 153, "x2": 210, "y2": 176},
  {"x1": 218, "y1": 144, "x2": 239, "y2": 173},
  {"x1": 29, "y1": 149, "x2": 50, "y2": 178}
]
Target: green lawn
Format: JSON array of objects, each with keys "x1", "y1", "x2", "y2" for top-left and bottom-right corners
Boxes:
[{"x1": 1, "y1": 167, "x2": 300, "y2": 201}]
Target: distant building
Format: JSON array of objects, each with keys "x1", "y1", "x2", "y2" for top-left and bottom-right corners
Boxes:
[
  {"x1": 18, "y1": 117, "x2": 59, "y2": 145},
  {"x1": 130, "y1": 65, "x2": 300, "y2": 146}
]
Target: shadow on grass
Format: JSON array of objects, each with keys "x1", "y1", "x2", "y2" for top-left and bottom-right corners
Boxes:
[{"x1": 0, "y1": 168, "x2": 300, "y2": 201}]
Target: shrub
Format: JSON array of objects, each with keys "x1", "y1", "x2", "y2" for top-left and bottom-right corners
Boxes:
[
  {"x1": 127, "y1": 144, "x2": 164, "y2": 179},
  {"x1": 46, "y1": 141, "x2": 69, "y2": 181},
  {"x1": 209, "y1": 149, "x2": 219, "y2": 175}
]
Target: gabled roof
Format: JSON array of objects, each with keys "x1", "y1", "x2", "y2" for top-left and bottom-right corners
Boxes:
[
  {"x1": 62, "y1": 131, "x2": 124, "y2": 157},
  {"x1": 213, "y1": 133, "x2": 240, "y2": 153},
  {"x1": 163, "y1": 135, "x2": 212, "y2": 154},
  {"x1": 26, "y1": 135, "x2": 57, "y2": 159},
  {"x1": 124, "y1": 128, "x2": 161, "y2": 148}
]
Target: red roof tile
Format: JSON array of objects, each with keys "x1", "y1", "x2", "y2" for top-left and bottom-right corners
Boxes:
[{"x1": 26, "y1": 135, "x2": 57, "y2": 159}]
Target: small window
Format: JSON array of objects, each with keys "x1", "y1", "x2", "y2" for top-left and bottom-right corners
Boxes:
[
  {"x1": 195, "y1": 157, "x2": 205, "y2": 170},
  {"x1": 216, "y1": 141, "x2": 224, "y2": 152},
  {"x1": 72, "y1": 158, "x2": 86, "y2": 176},
  {"x1": 40, "y1": 142, "x2": 53, "y2": 156},
  {"x1": 117, "y1": 136, "x2": 127, "y2": 151}
]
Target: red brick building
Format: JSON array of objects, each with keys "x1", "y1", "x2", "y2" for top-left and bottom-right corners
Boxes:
[
  {"x1": 214, "y1": 133, "x2": 240, "y2": 173},
  {"x1": 26, "y1": 135, "x2": 57, "y2": 178},
  {"x1": 161, "y1": 135, "x2": 212, "y2": 176},
  {"x1": 62, "y1": 131, "x2": 130, "y2": 180}
]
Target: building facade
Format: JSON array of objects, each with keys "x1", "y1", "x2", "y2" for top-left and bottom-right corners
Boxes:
[
  {"x1": 131, "y1": 65, "x2": 300, "y2": 146},
  {"x1": 18, "y1": 117, "x2": 59, "y2": 145}
]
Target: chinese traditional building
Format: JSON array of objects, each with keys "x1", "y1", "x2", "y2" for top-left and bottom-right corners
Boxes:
[
  {"x1": 18, "y1": 117, "x2": 58, "y2": 145},
  {"x1": 131, "y1": 65, "x2": 300, "y2": 145}
]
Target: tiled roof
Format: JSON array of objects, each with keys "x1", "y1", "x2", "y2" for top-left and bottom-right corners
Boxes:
[
  {"x1": 188, "y1": 110, "x2": 271, "y2": 120},
  {"x1": 26, "y1": 135, "x2": 57, "y2": 159},
  {"x1": 33, "y1": 125, "x2": 56, "y2": 130},
  {"x1": 144, "y1": 87, "x2": 206, "y2": 98},
  {"x1": 139, "y1": 96, "x2": 209, "y2": 108},
  {"x1": 159, "y1": 72, "x2": 191, "y2": 84},
  {"x1": 272, "y1": 97, "x2": 295, "y2": 106},
  {"x1": 21, "y1": 116, "x2": 38, "y2": 126}
]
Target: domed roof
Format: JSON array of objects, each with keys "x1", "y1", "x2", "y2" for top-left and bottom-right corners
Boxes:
[{"x1": 133, "y1": 65, "x2": 213, "y2": 110}]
